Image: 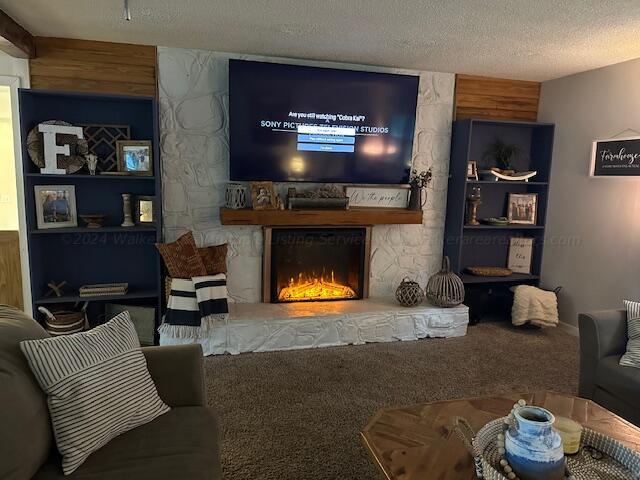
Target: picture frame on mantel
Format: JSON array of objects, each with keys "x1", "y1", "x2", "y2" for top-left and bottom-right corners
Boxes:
[
  {"x1": 344, "y1": 185, "x2": 409, "y2": 209},
  {"x1": 590, "y1": 135, "x2": 640, "y2": 177}
]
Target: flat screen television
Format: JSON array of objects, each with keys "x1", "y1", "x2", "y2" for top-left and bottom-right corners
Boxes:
[{"x1": 229, "y1": 60, "x2": 419, "y2": 184}]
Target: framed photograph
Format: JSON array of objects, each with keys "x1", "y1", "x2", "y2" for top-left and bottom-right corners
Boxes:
[
  {"x1": 467, "y1": 161, "x2": 478, "y2": 180},
  {"x1": 344, "y1": 185, "x2": 409, "y2": 208},
  {"x1": 508, "y1": 237, "x2": 534, "y2": 274},
  {"x1": 250, "y1": 181, "x2": 277, "y2": 210},
  {"x1": 590, "y1": 136, "x2": 640, "y2": 177},
  {"x1": 116, "y1": 140, "x2": 153, "y2": 176},
  {"x1": 34, "y1": 185, "x2": 77, "y2": 229},
  {"x1": 135, "y1": 195, "x2": 155, "y2": 224},
  {"x1": 507, "y1": 193, "x2": 538, "y2": 225}
]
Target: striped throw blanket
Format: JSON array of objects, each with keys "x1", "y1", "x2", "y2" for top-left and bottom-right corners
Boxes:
[{"x1": 159, "y1": 273, "x2": 229, "y2": 338}]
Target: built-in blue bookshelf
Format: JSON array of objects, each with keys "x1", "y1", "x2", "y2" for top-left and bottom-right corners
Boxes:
[
  {"x1": 19, "y1": 89, "x2": 162, "y2": 343},
  {"x1": 444, "y1": 118, "x2": 555, "y2": 321}
]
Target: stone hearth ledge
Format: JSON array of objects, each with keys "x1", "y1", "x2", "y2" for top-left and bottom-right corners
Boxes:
[{"x1": 160, "y1": 298, "x2": 469, "y2": 355}]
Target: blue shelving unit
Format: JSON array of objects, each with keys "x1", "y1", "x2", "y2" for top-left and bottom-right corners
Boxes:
[
  {"x1": 19, "y1": 89, "x2": 163, "y2": 343},
  {"x1": 444, "y1": 118, "x2": 555, "y2": 321}
]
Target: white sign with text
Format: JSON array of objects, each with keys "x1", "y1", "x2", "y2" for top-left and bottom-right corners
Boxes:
[
  {"x1": 508, "y1": 237, "x2": 534, "y2": 274},
  {"x1": 345, "y1": 186, "x2": 409, "y2": 208}
]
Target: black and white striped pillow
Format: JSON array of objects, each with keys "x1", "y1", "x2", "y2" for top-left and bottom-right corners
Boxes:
[
  {"x1": 20, "y1": 311, "x2": 170, "y2": 475},
  {"x1": 621, "y1": 300, "x2": 640, "y2": 368}
]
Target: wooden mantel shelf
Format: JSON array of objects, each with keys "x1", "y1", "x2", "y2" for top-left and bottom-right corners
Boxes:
[{"x1": 219, "y1": 207, "x2": 423, "y2": 226}]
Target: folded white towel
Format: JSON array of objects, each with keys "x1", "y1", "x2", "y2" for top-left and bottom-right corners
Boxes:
[{"x1": 511, "y1": 285, "x2": 559, "y2": 327}]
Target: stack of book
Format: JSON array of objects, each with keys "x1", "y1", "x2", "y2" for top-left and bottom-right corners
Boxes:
[{"x1": 79, "y1": 283, "x2": 129, "y2": 297}]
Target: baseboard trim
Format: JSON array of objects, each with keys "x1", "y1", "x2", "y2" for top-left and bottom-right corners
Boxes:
[{"x1": 557, "y1": 321, "x2": 579, "y2": 337}]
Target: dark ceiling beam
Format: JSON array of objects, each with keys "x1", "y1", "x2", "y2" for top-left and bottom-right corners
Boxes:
[{"x1": 0, "y1": 9, "x2": 35, "y2": 58}]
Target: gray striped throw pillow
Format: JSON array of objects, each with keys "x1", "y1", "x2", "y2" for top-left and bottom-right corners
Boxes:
[
  {"x1": 20, "y1": 311, "x2": 170, "y2": 475},
  {"x1": 621, "y1": 300, "x2": 640, "y2": 368}
]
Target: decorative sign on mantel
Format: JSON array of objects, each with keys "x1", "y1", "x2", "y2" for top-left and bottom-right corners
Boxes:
[
  {"x1": 344, "y1": 186, "x2": 409, "y2": 208},
  {"x1": 590, "y1": 136, "x2": 640, "y2": 177}
]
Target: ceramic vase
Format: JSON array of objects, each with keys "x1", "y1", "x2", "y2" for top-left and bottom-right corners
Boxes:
[{"x1": 505, "y1": 406, "x2": 565, "y2": 480}]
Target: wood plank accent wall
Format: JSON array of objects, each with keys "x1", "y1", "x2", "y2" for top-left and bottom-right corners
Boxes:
[
  {"x1": 454, "y1": 74, "x2": 540, "y2": 121},
  {"x1": 30, "y1": 37, "x2": 157, "y2": 96},
  {"x1": 0, "y1": 231, "x2": 23, "y2": 310}
]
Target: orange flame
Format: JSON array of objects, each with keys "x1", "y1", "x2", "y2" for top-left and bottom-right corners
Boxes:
[{"x1": 278, "y1": 270, "x2": 357, "y2": 302}]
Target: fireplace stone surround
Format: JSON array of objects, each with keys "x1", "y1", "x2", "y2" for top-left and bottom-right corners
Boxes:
[{"x1": 157, "y1": 48, "x2": 468, "y2": 354}]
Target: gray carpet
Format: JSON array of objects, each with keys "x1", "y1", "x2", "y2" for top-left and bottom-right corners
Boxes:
[{"x1": 204, "y1": 321, "x2": 579, "y2": 480}]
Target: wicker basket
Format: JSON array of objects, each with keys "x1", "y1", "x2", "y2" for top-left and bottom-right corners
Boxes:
[
  {"x1": 38, "y1": 306, "x2": 87, "y2": 336},
  {"x1": 425, "y1": 256, "x2": 465, "y2": 307},
  {"x1": 454, "y1": 416, "x2": 640, "y2": 480},
  {"x1": 467, "y1": 266, "x2": 512, "y2": 277}
]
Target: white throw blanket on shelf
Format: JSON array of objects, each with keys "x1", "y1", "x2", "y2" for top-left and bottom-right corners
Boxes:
[{"x1": 511, "y1": 285, "x2": 559, "y2": 327}]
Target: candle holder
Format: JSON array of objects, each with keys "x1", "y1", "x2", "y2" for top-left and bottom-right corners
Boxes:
[
  {"x1": 121, "y1": 193, "x2": 135, "y2": 227},
  {"x1": 466, "y1": 186, "x2": 481, "y2": 226}
]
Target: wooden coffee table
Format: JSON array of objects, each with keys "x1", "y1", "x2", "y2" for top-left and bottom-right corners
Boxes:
[{"x1": 361, "y1": 391, "x2": 640, "y2": 480}]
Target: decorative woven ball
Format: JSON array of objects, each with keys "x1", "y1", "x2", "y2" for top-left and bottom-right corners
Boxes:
[
  {"x1": 395, "y1": 277, "x2": 425, "y2": 307},
  {"x1": 425, "y1": 256, "x2": 465, "y2": 307}
]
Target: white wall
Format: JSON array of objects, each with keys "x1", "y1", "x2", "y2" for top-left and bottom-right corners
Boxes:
[
  {"x1": 0, "y1": 52, "x2": 29, "y2": 85},
  {"x1": 538, "y1": 58, "x2": 640, "y2": 326},
  {"x1": 157, "y1": 47, "x2": 455, "y2": 303},
  {"x1": 0, "y1": 52, "x2": 30, "y2": 312}
]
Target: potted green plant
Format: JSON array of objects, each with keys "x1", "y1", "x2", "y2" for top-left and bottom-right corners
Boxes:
[{"x1": 483, "y1": 138, "x2": 519, "y2": 175}]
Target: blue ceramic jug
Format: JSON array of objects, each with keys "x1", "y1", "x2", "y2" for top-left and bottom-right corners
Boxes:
[{"x1": 505, "y1": 406, "x2": 565, "y2": 480}]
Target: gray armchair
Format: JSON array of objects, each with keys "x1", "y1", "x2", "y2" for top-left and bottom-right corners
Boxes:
[
  {"x1": 578, "y1": 309, "x2": 640, "y2": 426},
  {"x1": 0, "y1": 305, "x2": 221, "y2": 480}
]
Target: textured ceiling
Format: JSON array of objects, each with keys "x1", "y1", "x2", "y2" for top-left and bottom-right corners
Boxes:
[{"x1": 3, "y1": 0, "x2": 640, "y2": 81}]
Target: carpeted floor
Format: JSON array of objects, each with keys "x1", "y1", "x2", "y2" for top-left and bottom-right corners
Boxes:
[{"x1": 204, "y1": 320, "x2": 579, "y2": 480}]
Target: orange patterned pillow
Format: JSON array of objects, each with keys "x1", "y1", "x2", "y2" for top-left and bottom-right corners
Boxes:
[
  {"x1": 155, "y1": 231, "x2": 207, "y2": 278},
  {"x1": 198, "y1": 243, "x2": 228, "y2": 275}
]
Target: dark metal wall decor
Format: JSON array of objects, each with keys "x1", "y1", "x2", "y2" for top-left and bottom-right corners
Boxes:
[{"x1": 81, "y1": 124, "x2": 131, "y2": 172}]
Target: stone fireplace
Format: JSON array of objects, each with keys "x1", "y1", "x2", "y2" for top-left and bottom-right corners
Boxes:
[{"x1": 262, "y1": 227, "x2": 371, "y2": 303}]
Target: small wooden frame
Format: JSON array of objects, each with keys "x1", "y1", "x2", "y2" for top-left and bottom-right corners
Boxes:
[
  {"x1": 507, "y1": 193, "x2": 537, "y2": 225},
  {"x1": 250, "y1": 181, "x2": 277, "y2": 210},
  {"x1": 467, "y1": 161, "x2": 478, "y2": 180},
  {"x1": 34, "y1": 185, "x2": 77, "y2": 229},
  {"x1": 116, "y1": 140, "x2": 153, "y2": 176}
]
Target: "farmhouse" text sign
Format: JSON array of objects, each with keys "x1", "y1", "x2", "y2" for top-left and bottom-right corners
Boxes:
[{"x1": 591, "y1": 136, "x2": 640, "y2": 177}]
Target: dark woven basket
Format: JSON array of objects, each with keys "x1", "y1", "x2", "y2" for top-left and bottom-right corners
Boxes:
[{"x1": 38, "y1": 306, "x2": 86, "y2": 336}]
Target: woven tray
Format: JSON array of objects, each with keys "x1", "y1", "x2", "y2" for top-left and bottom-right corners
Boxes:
[
  {"x1": 466, "y1": 266, "x2": 513, "y2": 277},
  {"x1": 455, "y1": 417, "x2": 640, "y2": 480}
]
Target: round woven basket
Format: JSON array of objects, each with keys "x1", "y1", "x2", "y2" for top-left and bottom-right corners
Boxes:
[
  {"x1": 425, "y1": 256, "x2": 465, "y2": 307},
  {"x1": 395, "y1": 277, "x2": 425, "y2": 307},
  {"x1": 38, "y1": 307, "x2": 86, "y2": 336}
]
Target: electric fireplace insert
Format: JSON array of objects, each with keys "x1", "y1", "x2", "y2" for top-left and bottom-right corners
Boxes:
[{"x1": 263, "y1": 227, "x2": 371, "y2": 303}]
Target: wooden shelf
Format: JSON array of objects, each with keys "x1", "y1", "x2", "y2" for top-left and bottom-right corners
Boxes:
[
  {"x1": 467, "y1": 180, "x2": 548, "y2": 185},
  {"x1": 26, "y1": 173, "x2": 155, "y2": 181},
  {"x1": 463, "y1": 225, "x2": 544, "y2": 230},
  {"x1": 29, "y1": 225, "x2": 157, "y2": 234},
  {"x1": 461, "y1": 273, "x2": 540, "y2": 284},
  {"x1": 219, "y1": 207, "x2": 423, "y2": 226},
  {"x1": 33, "y1": 289, "x2": 159, "y2": 305}
]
